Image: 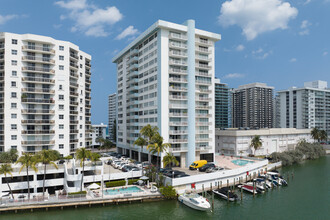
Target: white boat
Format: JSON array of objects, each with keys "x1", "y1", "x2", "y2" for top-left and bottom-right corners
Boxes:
[{"x1": 178, "y1": 192, "x2": 211, "y2": 211}]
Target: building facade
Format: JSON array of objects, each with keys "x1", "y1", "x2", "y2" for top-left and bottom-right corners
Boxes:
[
  {"x1": 112, "y1": 20, "x2": 221, "y2": 167},
  {"x1": 277, "y1": 80, "x2": 330, "y2": 136},
  {"x1": 91, "y1": 123, "x2": 108, "y2": 147},
  {"x1": 0, "y1": 32, "x2": 92, "y2": 156},
  {"x1": 214, "y1": 78, "x2": 231, "y2": 129},
  {"x1": 232, "y1": 82, "x2": 274, "y2": 129},
  {"x1": 108, "y1": 93, "x2": 117, "y2": 142},
  {"x1": 215, "y1": 128, "x2": 313, "y2": 156}
]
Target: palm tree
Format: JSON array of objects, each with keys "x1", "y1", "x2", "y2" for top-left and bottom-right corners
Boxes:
[
  {"x1": 0, "y1": 164, "x2": 14, "y2": 199},
  {"x1": 76, "y1": 148, "x2": 92, "y2": 191},
  {"x1": 239, "y1": 150, "x2": 244, "y2": 158},
  {"x1": 36, "y1": 150, "x2": 59, "y2": 199},
  {"x1": 147, "y1": 133, "x2": 171, "y2": 170},
  {"x1": 134, "y1": 137, "x2": 147, "y2": 161},
  {"x1": 311, "y1": 128, "x2": 320, "y2": 142},
  {"x1": 90, "y1": 152, "x2": 101, "y2": 181},
  {"x1": 250, "y1": 135, "x2": 262, "y2": 156},
  {"x1": 162, "y1": 152, "x2": 179, "y2": 168},
  {"x1": 319, "y1": 130, "x2": 328, "y2": 142},
  {"x1": 16, "y1": 153, "x2": 38, "y2": 201},
  {"x1": 95, "y1": 137, "x2": 105, "y2": 148},
  {"x1": 140, "y1": 124, "x2": 159, "y2": 162}
]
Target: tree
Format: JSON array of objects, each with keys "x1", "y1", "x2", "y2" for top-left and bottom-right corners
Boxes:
[
  {"x1": 95, "y1": 137, "x2": 105, "y2": 147},
  {"x1": 134, "y1": 137, "x2": 147, "y2": 160},
  {"x1": 147, "y1": 133, "x2": 171, "y2": 170},
  {"x1": 16, "y1": 153, "x2": 38, "y2": 201},
  {"x1": 0, "y1": 149, "x2": 18, "y2": 163},
  {"x1": 319, "y1": 130, "x2": 328, "y2": 142},
  {"x1": 0, "y1": 164, "x2": 14, "y2": 199},
  {"x1": 76, "y1": 148, "x2": 92, "y2": 191},
  {"x1": 36, "y1": 150, "x2": 60, "y2": 199},
  {"x1": 90, "y1": 152, "x2": 101, "y2": 182},
  {"x1": 162, "y1": 152, "x2": 179, "y2": 168},
  {"x1": 140, "y1": 124, "x2": 159, "y2": 162},
  {"x1": 239, "y1": 150, "x2": 244, "y2": 158},
  {"x1": 111, "y1": 119, "x2": 117, "y2": 143},
  {"x1": 311, "y1": 128, "x2": 320, "y2": 142},
  {"x1": 250, "y1": 135, "x2": 262, "y2": 156}
]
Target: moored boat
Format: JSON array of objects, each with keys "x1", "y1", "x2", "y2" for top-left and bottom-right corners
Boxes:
[
  {"x1": 237, "y1": 184, "x2": 259, "y2": 194},
  {"x1": 212, "y1": 187, "x2": 238, "y2": 202},
  {"x1": 178, "y1": 192, "x2": 211, "y2": 211}
]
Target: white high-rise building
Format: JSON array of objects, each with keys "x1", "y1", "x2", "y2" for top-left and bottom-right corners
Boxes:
[
  {"x1": 0, "y1": 32, "x2": 92, "y2": 156},
  {"x1": 91, "y1": 123, "x2": 107, "y2": 147},
  {"x1": 277, "y1": 80, "x2": 330, "y2": 136},
  {"x1": 112, "y1": 20, "x2": 221, "y2": 167},
  {"x1": 108, "y1": 93, "x2": 117, "y2": 142}
]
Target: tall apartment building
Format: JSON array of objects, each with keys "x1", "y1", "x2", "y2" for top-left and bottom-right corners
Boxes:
[
  {"x1": 214, "y1": 78, "x2": 231, "y2": 129},
  {"x1": 112, "y1": 20, "x2": 221, "y2": 167},
  {"x1": 232, "y1": 82, "x2": 274, "y2": 129},
  {"x1": 277, "y1": 80, "x2": 330, "y2": 136},
  {"x1": 91, "y1": 123, "x2": 107, "y2": 147},
  {"x1": 108, "y1": 93, "x2": 117, "y2": 142},
  {"x1": 0, "y1": 32, "x2": 92, "y2": 156}
]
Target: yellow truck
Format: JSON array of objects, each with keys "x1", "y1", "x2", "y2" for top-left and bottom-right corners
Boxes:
[{"x1": 189, "y1": 160, "x2": 207, "y2": 170}]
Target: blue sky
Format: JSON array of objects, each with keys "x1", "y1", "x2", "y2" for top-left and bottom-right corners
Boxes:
[{"x1": 0, "y1": 0, "x2": 329, "y2": 124}]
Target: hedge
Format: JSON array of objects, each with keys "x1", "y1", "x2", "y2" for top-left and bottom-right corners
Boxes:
[{"x1": 104, "y1": 178, "x2": 140, "y2": 188}]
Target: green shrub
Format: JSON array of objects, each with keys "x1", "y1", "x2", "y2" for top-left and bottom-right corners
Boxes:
[
  {"x1": 159, "y1": 185, "x2": 177, "y2": 199},
  {"x1": 68, "y1": 191, "x2": 87, "y2": 196},
  {"x1": 104, "y1": 179, "x2": 140, "y2": 187}
]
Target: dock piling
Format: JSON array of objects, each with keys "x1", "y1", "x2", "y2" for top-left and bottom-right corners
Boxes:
[
  {"x1": 202, "y1": 184, "x2": 204, "y2": 197},
  {"x1": 212, "y1": 191, "x2": 214, "y2": 212}
]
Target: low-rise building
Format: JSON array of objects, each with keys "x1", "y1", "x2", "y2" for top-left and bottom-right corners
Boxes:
[{"x1": 215, "y1": 128, "x2": 313, "y2": 156}]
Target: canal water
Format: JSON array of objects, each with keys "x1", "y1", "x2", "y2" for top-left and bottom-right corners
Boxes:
[{"x1": 3, "y1": 156, "x2": 329, "y2": 220}]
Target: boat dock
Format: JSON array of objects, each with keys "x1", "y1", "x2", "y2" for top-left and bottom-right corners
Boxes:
[{"x1": 0, "y1": 194, "x2": 164, "y2": 214}]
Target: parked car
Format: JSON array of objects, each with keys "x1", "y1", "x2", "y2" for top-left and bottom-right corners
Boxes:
[
  {"x1": 174, "y1": 173, "x2": 190, "y2": 178},
  {"x1": 112, "y1": 160, "x2": 121, "y2": 166},
  {"x1": 142, "y1": 162, "x2": 152, "y2": 168},
  {"x1": 122, "y1": 165, "x2": 133, "y2": 172},
  {"x1": 113, "y1": 161, "x2": 123, "y2": 169},
  {"x1": 164, "y1": 170, "x2": 185, "y2": 178},
  {"x1": 109, "y1": 152, "x2": 118, "y2": 157},
  {"x1": 159, "y1": 167, "x2": 172, "y2": 174},
  {"x1": 199, "y1": 163, "x2": 215, "y2": 172},
  {"x1": 206, "y1": 166, "x2": 224, "y2": 173},
  {"x1": 118, "y1": 162, "x2": 128, "y2": 170},
  {"x1": 58, "y1": 159, "x2": 65, "y2": 164},
  {"x1": 115, "y1": 154, "x2": 122, "y2": 159},
  {"x1": 133, "y1": 161, "x2": 142, "y2": 168}
]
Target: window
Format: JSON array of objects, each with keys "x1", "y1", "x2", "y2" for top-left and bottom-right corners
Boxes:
[
  {"x1": 59, "y1": 115, "x2": 64, "y2": 119},
  {"x1": 11, "y1": 81, "x2": 16, "y2": 87},
  {"x1": 11, "y1": 92, "x2": 17, "y2": 98},
  {"x1": 80, "y1": 98, "x2": 82, "y2": 103},
  {"x1": 59, "y1": 144, "x2": 64, "y2": 149},
  {"x1": 80, "y1": 142, "x2": 82, "y2": 146},
  {"x1": 80, "y1": 107, "x2": 83, "y2": 112},
  {"x1": 11, "y1": 60, "x2": 17, "y2": 66},
  {"x1": 80, "y1": 125, "x2": 82, "y2": 129},
  {"x1": 11, "y1": 124, "x2": 17, "y2": 130},
  {"x1": 11, "y1": 113, "x2": 17, "y2": 118},
  {"x1": 80, "y1": 72, "x2": 82, "y2": 77},
  {"x1": 59, "y1": 95, "x2": 64, "y2": 100},
  {"x1": 59, "y1": 124, "x2": 64, "y2": 129},
  {"x1": 80, "y1": 55, "x2": 83, "y2": 60},
  {"x1": 12, "y1": 39, "x2": 17, "y2": 44},
  {"x1": 12, "y1": 71, "x2": 17, "y2": 76},
  {"x1": 59, "y1": 55, "x2": 64, "y2": 60},
  {"x1": 80, "y1": 133, "x2": 82, "y2": 137},
  {"x1": 59, "y1": 85, "x2": 63, "y2": 90},
  {"x1": 11, "y1": 135, "x2": 17, "y2": 140},
  {"x1": 80, "y1": 64, "x2": 82, "y2": 68},
  {"x1": 59, "y1": 65, "x2": 64, "y2": 70},
  {"x1": 59, "y1": 45, "x2": 64, "y2": 51},
  {"x1": 11, "y1": 146, "x2": 17, "y2": 150},
  {"x1": 59, "y1": 134, "x2": 64, "y2": 139},
  {"x1": 59, "y1": 104, "x2": 64, "y2": 110},
  {"x1": 80, "y1": 116, "x2": 82, "y2": 120},
  {"x1": 11, "y1": 50, "x2": 17, "y2": 55}
]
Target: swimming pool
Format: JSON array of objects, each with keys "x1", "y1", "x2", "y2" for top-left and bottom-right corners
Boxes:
[
  {"x1": 103, "y1": 186, "x2": 143, "y2": 196},
  {"x1": 231, "y1": 159, "x2": 254, "y2": 166}
]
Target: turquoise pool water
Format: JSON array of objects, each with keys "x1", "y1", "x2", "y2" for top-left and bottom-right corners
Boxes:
[
  {"x1": 232, "y1": 159, "x2": 254, "y2": 166},
  {"x1": 103, "y1": 186, "x2": 143, "y2": 196}
]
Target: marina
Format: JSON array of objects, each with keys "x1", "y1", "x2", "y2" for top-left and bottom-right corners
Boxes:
[{"x1": 1, "y1": 155, "x2": 328, "y2": 219}]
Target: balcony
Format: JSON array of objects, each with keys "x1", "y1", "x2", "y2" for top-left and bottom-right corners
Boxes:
[
  {"x1": 196, "y1": 138, "x2": 212, "y2": 142},
  {"x1": 70, "y1": 120, "x2": 79, "y2": 124},
  {"x1": 22, "y1": 56, "x2": 55, "y2": 64},
  {"x1": 195, "y1": 63, "x2": 212, "y2": 70},
  {"x1": 21, "y1": 119, "x2": 55, "y2": 124},
  {"x1": 85, "y1": 96, "x2": 91, "y2": 100},
  {"x1": 85, "y1": 79, "x2": 91, "y2": 84},
  {"x1": 169, "y1": 50, "x2": 187, "y2": 58},
  {"x1": 196, "y1": 122, "x2": 212, "y2": 126},
  {"x1": 169, "y1": 42, "x2": 187, "y2": 49},
  {"x1": 22, "y1": 88, "x2": 55, "y2": 94},
  {"x1": 22, "y1": 130, "x2": 55, "y2": 135},
  {"x1": 169, "y1": 86, "x2": 187, "y2": 92},
  {"x1": 85, "y1": 112, "x2": 91, "y2": 116},
  {"x1": 168, "y1": 104, "x2": 187, "y2": 109},
  {"x1": 168, "y1": 68, "x2": 187, "y2": 75},
  {"x1": 70, "y1": 82, "x2": 79, "y2": 88},
  {"x1": 169, "y1": 95, "x2": 187, "y2": 100},
  {"x1": 196, "y1": 105, "x2": 211, "y2": 109},
  {"x1": 85, "y1": 70, "x2": 91, "y2": 75},
  {"x1": 196, "y1": 113, "x2": 212, "y2": 118},
  {"x1": 70, "y1": 130, "x2": 79, "y2": 134},
  {"x1": 169, "y1": 113, "x2": 187, "y2": 117},
  {"x1": 195, "y1": 87, "x2": 211, "y2": 93},
  {"x1": 196, "y1": 80, "x2": 212, "y2": 85},
  {"x1": 70, "y1": 53, "x2": 79, "y2": 60},
  {"x1": 70, "y1": 62, "x2": 79, "y2": 69},
  {"x1": 70, "y1": 72, "x2": 79, "y2": 78},
  {"x1": 169, "y1": 139, "x2": 188, "y2": 143},
  {"x1": 196, "y1": 71, "x2": 211, "y2": 77},
  {"x1": 195, "y1": 38, "x2": 212, "y2": 46},
  {"x1": 70, "y1": 101, "x2": 78, "y2": 106},
  {"x1": 22, "y1": 67, "x2": 55, "y2": 74},
  {"x1": 22, "y1": 46, "x2": 55, "y2": 54},
  {"x1": 169, "y1": 33, "x2": 187, "y2": 40},
  {"x1": 22, "y1": 98, "x2": 55, "y2": 104},
  {"x1": 168, "y1": 130, "x2": 188, "y2": 135},
  {"x1": 169, "y1": 77, "x2": 188, "y2": 83},
  {"x1": 196, "y1": 97, "x2": 212, "y2": 101},
  {"x1": 195, "y1": 47, "x2": 211, "y2": 54},
  {"x1": 70, "y1": 139, "x2": 78, "y2": 143},
  {"x1": 21, "y1": 140, "x2": 55, "y2": 146},
  {"x1": 169, "y1": 122, "x2": 188, "y2": 126},
  {"x1": 21, "y1": 109, "x2": 55, "y2": 114},
  {"x1": 22, "y1": 77, "x2": 55, "y2": 84},
  {"x1": 169, "y1": 60, "x2": 187, "y2": 66},
  {"x1": 70, "y1": 92, "x2": 79, "y2": 96},
  {"x1": 85, "y1": 104, "x2": 91, "y2": 108},
  {"x1": 70, "y1": 110, "x2": 78, "y2": 115}
]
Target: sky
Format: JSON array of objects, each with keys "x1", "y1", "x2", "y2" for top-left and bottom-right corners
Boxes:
[{"x1": 0, "y1": 0, "x2": 329, "y2": 124}]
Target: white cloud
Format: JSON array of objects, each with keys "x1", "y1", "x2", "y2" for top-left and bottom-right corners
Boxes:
[
  {"x1": 236, "y1": 44, "x2": 245, "y2": 51},
  {"x1": 223, "y1": 73, "x2": 245, "y2": 79},
  {"x1": 55, "y1": 0, "x2": 123, "y2": 37},
  {"x1": 290, "y1": 58, "x2": 297, "y2": 62},
  {"x1": 116, "y1": 26, "x2": 139, "y2": 40},
  {"x1": 0, "y1": 14, "x2": 18, "y2": 25},
  {"x1": 252, "y1": 48, "x2": 272, "y2": 59},
  {"x1": 218, "y1": 0, "x2": 298, "y2": 40},
  {"x1": 303, "y1": 0, "x2": 312, "y2": 5},
  {"x1": 299, "y1": 20, "x2": 312, "y2": 35},
  {"x1": 323, "y1": 51, "x2": 328, "y2": 56}
]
